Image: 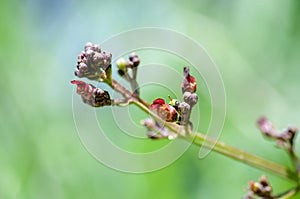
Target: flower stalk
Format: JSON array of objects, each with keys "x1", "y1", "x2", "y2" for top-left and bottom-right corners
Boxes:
[
  {"x1": 71, "y1": 42, "x2": 300, "y2": 198},
  {"x1": 131, "y1": 98, "x2": 297, "y2": 182}
]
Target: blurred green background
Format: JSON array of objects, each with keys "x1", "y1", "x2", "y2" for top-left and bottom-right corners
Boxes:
[{"x1": 1, "y1": 0, "x2": 300, "y2": 198}]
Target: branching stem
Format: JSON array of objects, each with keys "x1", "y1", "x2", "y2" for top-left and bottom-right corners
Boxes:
[
  {"x1": 132, "y1": 99, "x2": 297, "y2": 182},
  {"x1": 108, "y1": 78, "x2": 298, "y2": 182},
  {"x1": 111, "y1": 79, "x2": 298, "y2": 182}
]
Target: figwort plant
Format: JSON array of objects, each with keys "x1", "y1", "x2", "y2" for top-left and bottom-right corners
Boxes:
[{"x1": 71, "y1": 42, "x2": 300, "y2": 199}]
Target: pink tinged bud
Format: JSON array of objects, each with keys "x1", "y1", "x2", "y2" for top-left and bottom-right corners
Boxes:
[
  {"x1": 182, "y1": 66, "x2": 197, "y2": 93},
  {"x1": 257, "y1": 117, "x2": 275, "y2": 137},
  {"x1": 129, "y1": 52, "x2": 140, "y2": 67},
  {"x1": 71, "y1": 80, "x2": 111, "y2": 107}
]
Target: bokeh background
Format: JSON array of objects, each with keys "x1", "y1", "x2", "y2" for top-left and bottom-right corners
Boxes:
[{"x1": 1, "y1": 0, "x2": 300, "y2": 198}]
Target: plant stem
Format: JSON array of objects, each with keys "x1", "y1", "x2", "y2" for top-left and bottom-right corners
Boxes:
[
  {"x1": 110, "y1": 78, "x2": 297, "y2": 182},
  {"x1": 277, "y1": 186, "x2": 300, "y2": 199},
  {"x1": 111, "y1": 79, "x2": 149, "y2": 107},
  {"x1": 132, "y1": 99, "x2": 297, "y2": 182}
]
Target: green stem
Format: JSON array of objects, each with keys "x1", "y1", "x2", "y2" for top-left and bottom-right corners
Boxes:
[
  {"x1": 109, "y1": 78, "x2": 297, "y2": 182},
  {"x1": 132, "y1": 99, "x2": 297, "y2": 182},
  {"x1": 277, "y1": 186, "x2": 300, "y2": 199}
]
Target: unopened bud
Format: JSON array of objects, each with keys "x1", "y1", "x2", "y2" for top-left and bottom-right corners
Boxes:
[
  {"x1": 116, "y1": 57, "x2": 127, "y2": 70},
  {"x1": 129, "y1": 52, "x2": 140, "y2": 67},
  {"x1": 182, "y1": 66, "x2": 197, "y2": 93},
  {"x1": 183, "y1": 92, "x2": 198, "y2": 107},
  {"x1": 126, "y1": 61, "x2": 134, "y2": 68},
  {"x1": 71, "y1": 80, "x2": 111, "y2": 107}
]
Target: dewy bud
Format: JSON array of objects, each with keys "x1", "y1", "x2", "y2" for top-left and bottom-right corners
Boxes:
[
  {"x1": 71, "y1": 80, "x2": 111, "y2": 107},
  {"x1": 75, "y1": 42, "x2": 112, "y2": 82}
]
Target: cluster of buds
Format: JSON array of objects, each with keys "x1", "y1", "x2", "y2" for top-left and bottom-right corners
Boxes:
[
  {"x1": 257, "y1": 117, "x2": 298, "y2": 153},
  {"x1": 244, "y1": 176, "x2": 274, "y2": 199},
  {"x1": 72, "y1": 42, "x2": 199, "y2": 139},
  {"x1": 75, "y1": 42, "x2": 112, "y2": 82},
  {"x1": 144, "y1": 66, "x2": 198, "y2": 139},
  {"x1": 116, "y1": 52, "x2": 140, "y2": 72},
  {"x1": 148, "y1": 66, "x2": 198, "y2": 126},
  {"x1": 179, "y1": 67, "x2": 198, "y2": 126},
  {"x1": 71, "y1": 80, "x2": 111, "y2": 107},
  {"x1": 116, "y1": 53, "x2": 140, "y2": 95}
]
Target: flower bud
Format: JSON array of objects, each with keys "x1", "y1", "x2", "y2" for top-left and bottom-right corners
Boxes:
[
  {"x1": 71, "y1": 80, "x2": 111, "y2": 107},
  {"x1": 129, "y1": 52, "x2": 137, "y2": 61},
  {"x1": 183, "y1": 92, "x2": 198, "y2": 107},
  {"x1": 116, "y1": 57, "x2": 127, "y2": 70},
  {"x1": 75, "y1": 42, "x2": 112, "y2": 82},
  {"x1": 257, "y1": 117, "x2": 275, "y2": 137},
  {"x1": 178, "y1": 102, "x2": 190, "y2": 125},
  {"x1": 126, "y1": 61, "x2": 134, "y2": 68},
  {"x1": 129, "y1": 52, "x2": 140, "y2": 67},
  {"x1": 182, "y1": 66, "x2": 197, "y2": 93}
]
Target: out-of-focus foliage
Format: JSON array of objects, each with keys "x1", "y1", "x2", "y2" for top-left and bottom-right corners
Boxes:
[{"x1": 0, "y1": 0, "x2": 300, "y2": 198}]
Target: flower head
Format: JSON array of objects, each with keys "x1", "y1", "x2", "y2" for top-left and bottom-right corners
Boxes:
[
  {"x1": 71, "y1": 80, "x2": 111, "y2": 107},
  {"x1": 75, "y1": 42, "x2": 112, "y2": 83}
]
